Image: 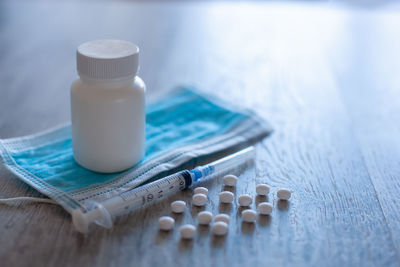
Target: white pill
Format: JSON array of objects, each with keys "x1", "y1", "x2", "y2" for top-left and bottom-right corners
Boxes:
[
  {"x1": 219, "y1": 191, "x2": 234, "y2": 203},
  {"x1": 256, "y1": 184, "x2": 270, "y2": 196},
  {"x1": 194, "y1": 187, "x2": 208, "y2": 196},
  {"x1": 238, "y1": 194, "x2": 252, "y2": 206},
  {"x1": 197, "y1": 211, "x2": 213, "y2": 225},
  {"x1": 223, "y1": 174, "x2": 238, "y2": 186},
  {"x1": 192, "y1": 193, "x2": 207, "y2": 206},
  {"x1": 171, "y1": 200, "x2": 186, "y2": 213},
  {"x1": 214, "y1": 213, "x2": 230, "y2": 224},
  {"x1": 179, "y1": 224, "x2": 196, "y2": 239},
  {"x1": 277, "y1": 188, "x2": 291, "y2": 200},
  {"x1": 158, "y1": 216, "x2": 175, "y2": 231},
  {"x1": 258, "y1": 202, "x2": 273, "y2": 215},
  {"x1": 242, "y1": 209, "x2": 257, "y2": 223},
  {"x1": 212, "y1": 221, "x2": 228, "y2": 236}
]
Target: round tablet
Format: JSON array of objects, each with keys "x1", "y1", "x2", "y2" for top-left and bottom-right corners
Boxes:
[
  {"x1": 192, "y1": 193, "x2": 207, "y2": 206},
  {"x1": 171, "y1": 200, "x2": 186, "y2": 213},
  {"x1": 256, "y1": 184, "x2": 270, "y2": 196},
  {"x1": 194, "y1": 187, "x2": 208, "y2": 196},
  {"x1": 242, "y1": 209, "x2": 257, "y2": 223},
  {"x1": 277, "y1": 188, "x2": 291, "y2": 200},
  {"x1": 223, "y1": 174, "x2": 238, "y2": 186},
  {"x1": 212, "y1": 221, "x2": 228, "y2": 236},
  {"x1": 214, "y1": 213, "x2": 230, "y2": 224},
  {"x1": 238, "y1": 194, "x2": 252, "y2": 206},
  {"x1": 158, "y1": 216, "x2": 175, "y2": 231},
  {"x1": 258, "y1": 202, "x2": 273, "y2": 215},
  {"x1": 179, "y1": 224, "x2": 196, "y2": 239},
  {"x1": 197, "y1": 211, "x2": 213, "y2": 225},
  {"x1": 219, "y1": 191, "x2": 234, "y2": 203}
]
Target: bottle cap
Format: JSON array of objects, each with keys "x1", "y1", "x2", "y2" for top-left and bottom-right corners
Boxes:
[{"x1": 77, "y1": 40, "x2": 139, "y2": 80}]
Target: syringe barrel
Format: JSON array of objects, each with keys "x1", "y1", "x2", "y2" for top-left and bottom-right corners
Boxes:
[
  {"x1": 207, "y1": 146, "x2": 255, "y2": 174},
  {"x1": 102, "y1": 170, "x2": 192, "y2": 217},
  {"x1": 74, "y1": 147, "x2": 254, "y2": 232},
  {"x1": 73, "y1": 170, "x2": 192, "y2": 232}
]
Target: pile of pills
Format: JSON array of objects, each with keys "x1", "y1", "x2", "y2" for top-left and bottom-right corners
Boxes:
[{"x1": 158, "y1": 173, "x2": 292, "y2": 241}]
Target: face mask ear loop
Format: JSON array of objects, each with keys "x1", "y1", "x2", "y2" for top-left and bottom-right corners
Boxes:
[{"x1": 0, "y1": 196, "x2": 57, "y2": 205}]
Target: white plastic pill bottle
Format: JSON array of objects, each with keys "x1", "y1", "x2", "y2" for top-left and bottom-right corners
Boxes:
[{"x1": 71, "y1": 40, "x2": 146, "y2": 173}]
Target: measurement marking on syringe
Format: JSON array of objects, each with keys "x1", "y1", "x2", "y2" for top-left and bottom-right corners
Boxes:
[{"x1": 78, "y1": 148, "x2": 253, "y2": 231}]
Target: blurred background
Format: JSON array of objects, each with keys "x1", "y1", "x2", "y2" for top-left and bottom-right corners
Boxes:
[{"x1": 0, "y1": 0, "x2": 399, "y2": 138}]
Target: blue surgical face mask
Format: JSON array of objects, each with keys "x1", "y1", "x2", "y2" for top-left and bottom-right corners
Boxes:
[{"x1": 0, "y1": 87, "x2": 271, "y2": 221}]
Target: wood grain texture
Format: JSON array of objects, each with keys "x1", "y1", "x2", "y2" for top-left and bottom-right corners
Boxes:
[
  {"x1": 0, "y1": 1, "x2": 399, "y2": 267},
  {"x1": 334, "y1": 11, "x2": 400, "y2": 252}
]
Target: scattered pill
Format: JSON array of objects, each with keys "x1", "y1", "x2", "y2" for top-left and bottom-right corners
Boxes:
[
  {"x1": 158, "y1": 216, "x2": 175, "y2": 231},
  {"x1": 242, "y1": 209, "x2": 257, "y2": 223},
  {"x1": 258, "y1": 202, "x2": 273, "y2": 215},
  {"x1": 171, "y1": 200, "x2": 186, "y2": 213},
  {"x1": 277, "y1": 188, "x2": 291, "y2": 200},
  {"x1": 197, "y1": 211, "x2": 213, "y2": 225},
  {"x1": 214, "y1": 213, "x2": 230, "y2": 224},
  {"x1": 238, "y1": 194, "x2": 252, "y2": 206},
  {"x1": 212, "y1": 221, "x2": 228, "y2": 236},
  {"x1": 179, "y1": 224, "x2": 196, "y2": 239},
  {"x1": 219, "y1": 191, "x2": 234, "y2": 203},
  {"x1": 256, "y1": 184, "x2": 270, "y2": 196},
  {"x1": 192, "y1": 193, "x2": 207, "y2": 206},
  {"x1": 194, "y1": 187, "x2": 208, "y2": 196},
  {"x1": 223, "y1": 174, "x2": 238, "y2": 186}
]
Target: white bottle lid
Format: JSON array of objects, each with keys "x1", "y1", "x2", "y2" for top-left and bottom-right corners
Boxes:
[{"x1": 77, "y1": 39, "x2": 139, "y2": 80}]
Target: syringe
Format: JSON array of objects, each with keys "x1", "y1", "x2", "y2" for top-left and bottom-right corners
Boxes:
[{"x1": 71, "y1": 146, "x2": 255, "y2": 233}]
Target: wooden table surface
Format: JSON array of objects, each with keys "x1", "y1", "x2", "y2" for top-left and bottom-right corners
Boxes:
[{"x1": 0, "y1": 1, "x2": 399, "y2": 266}]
